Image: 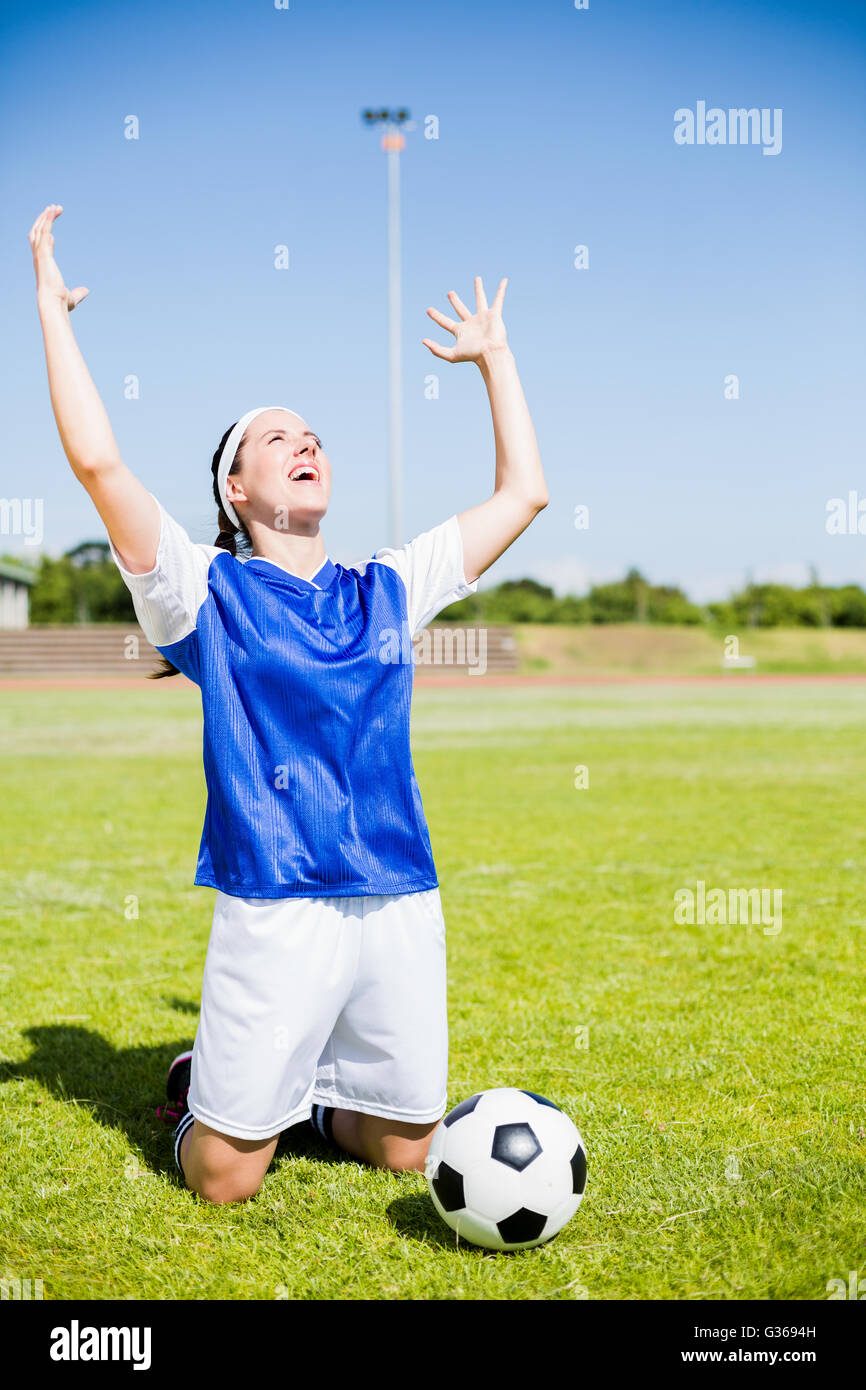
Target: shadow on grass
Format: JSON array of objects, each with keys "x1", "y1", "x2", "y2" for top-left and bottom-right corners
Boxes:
[
  {"x1": 0, "y1": 1022, "x2": 346, "y2": 1181},
  {"x1": 163, "y1": 997, "x2": 199, "y2": 1016},
  {"x1": 385, "y1": 1192, "x2": 475, "y2": 1252}
]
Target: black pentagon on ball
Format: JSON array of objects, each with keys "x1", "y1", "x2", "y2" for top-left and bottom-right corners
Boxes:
[
  {"x1": 497, "y1": 1207, "x2": 548, "y2": 1245},
  {"x1": 571, "y1": 1142, "x2": 587, "y2": 1196},
  {"x1": 520, "y1": 1090, "x2": 561, "y2": 1111},
  {"x1": 431, "y1": 1160, "x2": 465, "y2": 1212},
  {"x1": 491, "y1": 1122, "x2": 542, "y2": 1171},
  {"x1": 443, "y1": 1093, "x2": 483, "y2": 1127}
]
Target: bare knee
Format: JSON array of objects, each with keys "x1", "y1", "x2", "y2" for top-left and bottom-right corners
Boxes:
[
  {"x1": 180, "y1": 1120, "x2": 278, "y2": 1204},
  {"x1": 384, "y1": 1147, "x2": 428, "y2": 1174},
  {"x1": 190, "y1": 1169, "x2": 265, "y2": 1205},
  {"x1": 379, "y1": 1133, "x2": 434, "y2": 1173},
  {"x1": 194, "y1": 1177, "x2": 262, "y2": 1205}
]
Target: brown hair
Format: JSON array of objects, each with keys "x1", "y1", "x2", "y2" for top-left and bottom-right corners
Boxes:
[{"x1": 149, "y1": 422, "x2": 252, "y2": 678}]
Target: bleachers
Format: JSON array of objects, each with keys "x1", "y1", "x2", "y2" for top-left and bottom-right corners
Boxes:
[{"x1": 0, "y1": 624, "x2": 519, "y2": 678}]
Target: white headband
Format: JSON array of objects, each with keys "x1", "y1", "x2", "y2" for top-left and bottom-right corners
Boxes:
[{"x1": 217, "y1": 405, "x2": 306, "y2": 530}]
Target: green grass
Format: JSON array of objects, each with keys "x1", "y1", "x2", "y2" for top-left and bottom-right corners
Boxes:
[
  {"x1": 0, "y1": 682, "x2": 864, "y2": 1300},
  {"x1": 514, "y1": 622, "x2": 866, "y2": 676}
]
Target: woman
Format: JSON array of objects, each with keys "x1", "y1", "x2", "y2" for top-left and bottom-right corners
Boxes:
[{"x1": 29, "y1": 203, "x2": 548, "y2": 1205}]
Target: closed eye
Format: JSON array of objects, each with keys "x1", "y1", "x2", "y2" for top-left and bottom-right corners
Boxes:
[{"x1": 268, "y1": 433, "x2": 322, "y2": 448}]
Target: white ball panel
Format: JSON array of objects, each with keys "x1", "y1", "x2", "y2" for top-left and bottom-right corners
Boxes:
[
  {"x1": 452, "y1": 1209, "x2": 507, "y2": 1251},
  {"x1": 426, "y1": 1120, "x2": 448, "y2": 1166},
  {"x1": 462, "y1": 1159, "x2": 523, "y2": 1223},
  {"x1": 439, "y1": 1112, "x2": 497, "y2": 1174},
  {"x1": 476, "y1": 1087, "x2": 547, "y2": 1126},
  {"x1": 517, "y1": 1152, "x2": 574, "y2": 1216},
  {"x1": 543, "y1": 1193, "x2": 582, "y2": 1240},
  {"x1": 522, "y1": 1105, "x2": 582, "y2": 1158}
]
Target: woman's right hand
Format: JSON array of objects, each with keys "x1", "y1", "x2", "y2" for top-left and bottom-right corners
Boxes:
[
  {"x1": 29, "y1": 200, "x2": 160, "y2": 574},
  {"x1": 29, "y1": 204, "x2": 89, "y2": 311}
]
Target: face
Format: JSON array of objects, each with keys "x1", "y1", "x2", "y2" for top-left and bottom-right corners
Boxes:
[{"x1": 226, "y1": 409, "x2": 332, "y2": 533}]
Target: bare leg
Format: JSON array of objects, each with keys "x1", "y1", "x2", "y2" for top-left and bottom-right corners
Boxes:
[
  {"x1": 331, "y1": 1109, "x2": 441, "y2": 1172},
  {"x1": 180, "y1": 1119, "x2": 281, "y2": 1204},
  {"x1": 178, "y1": 1108, "x2": 440, "y2": 1202}
]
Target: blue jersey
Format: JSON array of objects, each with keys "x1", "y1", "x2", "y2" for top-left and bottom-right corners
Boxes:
[{"x1": 111, "y1": 499, "x2": 477, "y2": 899}]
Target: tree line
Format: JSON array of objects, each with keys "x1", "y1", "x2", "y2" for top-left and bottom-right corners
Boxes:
[{"x1": 440, "y1": 568, "x2": 866, "y2": 627}]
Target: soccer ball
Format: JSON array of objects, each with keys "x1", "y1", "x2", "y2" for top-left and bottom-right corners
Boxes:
[{"x1": 425, "y1": 1088, "x2": 587, "y2": 1251}]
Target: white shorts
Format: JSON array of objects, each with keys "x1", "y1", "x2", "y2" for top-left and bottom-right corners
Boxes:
[{"x1": 186, "y1": 887, "x2": 449, "y2": 1140}]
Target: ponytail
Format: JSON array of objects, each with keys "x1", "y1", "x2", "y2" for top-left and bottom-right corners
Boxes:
[{"x1": 213, "y1": 507, "x2": 242, "y2": 557}]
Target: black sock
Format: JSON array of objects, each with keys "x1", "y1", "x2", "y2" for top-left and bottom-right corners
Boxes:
[
  {"x1": 310, "y1": 1104, "x2": 336, "y2": 1143},
  {"x1": 174, "y1": 1109, "x2": 195, "y2": 1178}
]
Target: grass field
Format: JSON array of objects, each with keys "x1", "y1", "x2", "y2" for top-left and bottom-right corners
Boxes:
[
  {"x1": 514, "y1": 623, "x2": 866, "y2": 676},
  {"x1": 0, "y1": 681, "x2": 864, "y2": 1301}
]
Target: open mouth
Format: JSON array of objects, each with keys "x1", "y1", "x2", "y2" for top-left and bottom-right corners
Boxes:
[{"x1": 288, "y1": 464, "x2": 321, "y2": 484}]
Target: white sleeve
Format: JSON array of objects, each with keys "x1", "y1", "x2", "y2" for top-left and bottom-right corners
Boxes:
[
  {"x1": 372, "y1": 514, "x2": 479, "y2": 637},
  {"x1": 108, "y1": 494, "x2": 221, "y2": 648}
]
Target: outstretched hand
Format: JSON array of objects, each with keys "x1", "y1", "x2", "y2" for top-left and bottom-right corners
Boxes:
[
  {"x1": 423, "y1": 275, "x2": 508, "y2": 364},
  {"x1": 29, "y1": 204, "x2": 89, "y2": 311}
]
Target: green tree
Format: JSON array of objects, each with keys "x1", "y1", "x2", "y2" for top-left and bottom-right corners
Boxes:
[
  {"x1": 29, "y1": 543, "x2": 136, "y2": 624},
  {"x1": 29, "y1": 556, "x2": 77, "y2": 624}
]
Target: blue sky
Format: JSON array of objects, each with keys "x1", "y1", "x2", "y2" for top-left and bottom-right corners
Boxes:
[{"x1": 2, "y1": 0, "x2": 864, "y2": 600}]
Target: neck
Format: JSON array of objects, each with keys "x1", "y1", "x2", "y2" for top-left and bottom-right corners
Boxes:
[{"x1": 246, "y1": 520, "x2": 327, "y2": 581}]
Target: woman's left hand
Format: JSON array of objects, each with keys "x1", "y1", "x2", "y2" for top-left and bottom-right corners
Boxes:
[{"x1": 422, "y1": 276, "x2": 509, "y2": 363}]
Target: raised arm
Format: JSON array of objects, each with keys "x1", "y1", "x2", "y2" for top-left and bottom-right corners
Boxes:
[
  {"x1": 29, "y1": 204, "x2": 160, "y2": 574},
  {"x1": 422, "y1": 276, "x2": 548, "y2": 585}
]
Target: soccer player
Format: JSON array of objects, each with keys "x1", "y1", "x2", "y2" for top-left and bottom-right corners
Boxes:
[{"x1": 29, "y1": 204, "x2": 548, "y2": 1204}]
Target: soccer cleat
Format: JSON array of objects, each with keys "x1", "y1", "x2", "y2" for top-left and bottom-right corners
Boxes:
[{"x1": 157, "y1": 1049, "x2": 193, "y2": 1125}]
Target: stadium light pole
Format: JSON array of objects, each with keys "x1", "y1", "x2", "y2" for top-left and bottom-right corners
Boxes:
[{"x1": 362, "y1": 107, "x2": 412, "y2": 547}]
